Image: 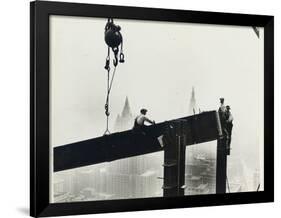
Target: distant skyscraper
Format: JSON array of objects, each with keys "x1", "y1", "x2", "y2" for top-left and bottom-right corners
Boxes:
[
  {"x1": 114, "y1": 96, "x2": 134, "y2": 131},
  {"x1": 187, "y1": 87, "x2": 198, "y2": 162},
  {"x1": 109, "y1": 96, "x2": 161, "y2": 199},
  {"x1": 121, "y1": 96, "x2": 132, "y2": 117},
  {"x1": 188, "y1": 87, "x2": 198, "y2": 115}
]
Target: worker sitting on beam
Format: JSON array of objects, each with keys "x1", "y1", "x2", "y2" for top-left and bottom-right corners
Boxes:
[{"x1": 133, "y1": 108, "x2": 155, "y2": 134}]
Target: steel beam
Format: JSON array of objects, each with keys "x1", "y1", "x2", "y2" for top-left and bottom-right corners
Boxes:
[{"x1": 54, "y1": 111, "x2": 220, "y2": 172}]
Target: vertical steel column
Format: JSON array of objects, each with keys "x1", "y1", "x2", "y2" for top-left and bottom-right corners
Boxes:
[
  {"x1": 163, "y1": 121, "x2": 186, "y2": 197},
  {"x1": 178, "y1": 134, "x2": 186, "y2": 196},
  {"x1": 216, "y1": 137, "x2": 227, "y2": 194}
]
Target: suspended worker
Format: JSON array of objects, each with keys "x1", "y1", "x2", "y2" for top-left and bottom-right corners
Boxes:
[
  {"x1": 133, "y1": 108, "x2": 155, "y2": 132},
  {"x1": 225, "y1": 105, "x2": 234, "y2": 147}
]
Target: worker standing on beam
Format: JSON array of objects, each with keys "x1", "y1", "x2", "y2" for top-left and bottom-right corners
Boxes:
[
  {"x1": 225, "y1": 105, "x2": 234, "y2": 147},
  {"x1": 133, "y1": 108, "x2": 155, "y2": 133},
  {"x1": 218, "y1": 98, "x2": 226, "y2": 113},
  {"x1": 218, "y1": 98, "x2": 229, "y2": 143}
]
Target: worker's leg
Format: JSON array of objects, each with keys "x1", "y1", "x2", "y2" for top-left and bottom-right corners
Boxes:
[
  {"x1": 228, "y1": 125, "x2": 233, "y2": 147},
  {"x1": 223, "y1": 128, "x2": 229, "y2": 148},
  {"x1": 133, "y1": 125, "x2": 146, "y2": 136}
]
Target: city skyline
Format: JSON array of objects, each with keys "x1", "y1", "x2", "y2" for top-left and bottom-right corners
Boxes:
[
  {"x1": 50, "y1": 16, "x2": 264, "y2": 203},
  {"x1": 53, "y1": 87, "x2": 259, "y2": 202}
]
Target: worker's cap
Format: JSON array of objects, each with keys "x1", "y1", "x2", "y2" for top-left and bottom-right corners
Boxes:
[
  {"x1": 219, "y1": 97, "x2": 224, "y2": 101},
  {"x1": 140, "y1": 108, "x2": 148, "y2": 114},
  {"x1": 226, "y1": 105, "x2": 231, "y2": 109}
]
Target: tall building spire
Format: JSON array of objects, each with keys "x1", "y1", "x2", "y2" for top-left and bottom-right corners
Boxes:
[
  {"x1": 121, "y1": 96, "x2": 132, "y2": 117},
  {"x1": 189, "y1": 86, "x2": 198, "y2": 115},
  {"x1": 114, "y1": 96, "x2": 133, "y2": 132}
]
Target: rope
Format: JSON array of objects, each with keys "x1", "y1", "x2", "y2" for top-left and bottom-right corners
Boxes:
[
  {"x1": 103, "y1": 58, "x2": 117, "y2": 135},
  {"x1": 104, "y1": 117, "x2": 110, "y2": 135},
  {"x1": 108, "y1": 66, "x2": 117, "y2": 94},
  {"x1": 104, "y1": 68, "x2": 111, "y2": 135},
  {"x1": 102, "y1": 18, "x2": 124, "y2": 135}
]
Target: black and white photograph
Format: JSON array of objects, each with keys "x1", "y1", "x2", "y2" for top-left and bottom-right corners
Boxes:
[
  {"x1": 50, "y1": 15, "x2": 265, "y2": 203},
  {"x1": 0, "y1": 0, "x2": 278, "y2": 217}
]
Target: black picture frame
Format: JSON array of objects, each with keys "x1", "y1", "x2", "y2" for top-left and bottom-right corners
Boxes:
[{"x1": 30, "y1": 1, "x2": 274, "y2": 217}]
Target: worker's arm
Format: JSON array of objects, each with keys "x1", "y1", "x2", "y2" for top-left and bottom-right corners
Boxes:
[{"x1": 144, "y1": 116, "x2": 155, "y2": 125}]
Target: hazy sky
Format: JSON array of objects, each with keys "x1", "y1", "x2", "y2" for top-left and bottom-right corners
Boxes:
[{"x1": 50, "y1": 16, "x2": 264, "y2": 195}]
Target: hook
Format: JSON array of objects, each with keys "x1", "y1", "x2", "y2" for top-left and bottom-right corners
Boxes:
[
  {"x1": 119, "y1": 52, "x2": 125, "y2": 63},
  {"x1": 104, "y1": 57, "x2": 110, "y2": 70},
  {"x1": 112, "y1": 47, "x2": 119, "y2": 67},
  {"x1": 113, "y1": 57, "x2": 118, "y2": 67}
]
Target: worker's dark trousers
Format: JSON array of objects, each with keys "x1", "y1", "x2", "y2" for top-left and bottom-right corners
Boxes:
[
  {"x1": 132, "y1": 125, "x2": 146, "y2": 135},
  {"x1": 226, "y1": 124, "x2": 233, "y2": 146},
  {"x1": 222, "y1": 127, "x2": 229, "y2": 146}
]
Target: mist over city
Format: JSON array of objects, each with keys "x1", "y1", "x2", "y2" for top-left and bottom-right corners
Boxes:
[{"x1": 50, "y1": 16, "x2": 264, "y2": 202}]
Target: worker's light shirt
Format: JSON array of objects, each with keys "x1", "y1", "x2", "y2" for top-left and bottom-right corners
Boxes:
[
  {"x1": 136, "y1": 114, "x2": 150, "y2": 125},
  {"x1": 219, "y1": 104, "x2": 226, "y2": 112},
  {"x1": 228, "y1": 114, "x2": 234, "y2": 122}
]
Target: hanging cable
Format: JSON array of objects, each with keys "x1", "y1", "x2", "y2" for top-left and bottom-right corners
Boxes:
[
  {"x1": 103, "y1": 66, "x2": 117, "y2": 135},
  {"x1": 108, "y1": 66, "x2": 117, "y2": 94},
  {"x1": 103, "y1": 18, "x2": 125, "y2": 135}
]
